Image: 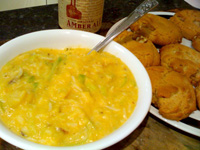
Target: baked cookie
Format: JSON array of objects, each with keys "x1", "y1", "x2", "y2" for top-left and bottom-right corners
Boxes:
[
  {"x1": 130, "y1": 14, "x2": 182, "y2": 46},
  {"x1": 170, "y1": 9, "x2": 200, "y2": 40},
  {"x1": 114, "y1": 30, "x2": 135, "y2": 44},
  {"x1": 122, "y1": 38, "x2": 160, "y2": 67},
  {"x1": 160, "y1": 44, "x2": 200, "y2": 86},
  {"x1": 192, "y1": 34, "x2": 200, "y2": 52},
  {"x1": 195, "y1": 83, "x2": 200, "y2": 109},
  {"x1": 146, "y1": 66, "x2": 196, "y2": 121}
]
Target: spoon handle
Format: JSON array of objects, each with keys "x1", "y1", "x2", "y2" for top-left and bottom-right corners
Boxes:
[{"x1": 88, "y1": 0, "x2": 158, "y2": 54}]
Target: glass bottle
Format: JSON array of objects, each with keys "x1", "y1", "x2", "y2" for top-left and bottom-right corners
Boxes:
[{"x1": 58, "y1": 0, "x2": 104, "y2": 33}]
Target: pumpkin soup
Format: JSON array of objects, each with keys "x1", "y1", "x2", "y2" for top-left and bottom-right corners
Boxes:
[{"x1": 0, "y1": 48, "x2": 138, "y2": 146}]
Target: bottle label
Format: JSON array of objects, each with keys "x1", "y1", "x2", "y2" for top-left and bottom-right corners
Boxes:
[{"x1": 59, "y1": 0, "x2": 104, "y2": 32}]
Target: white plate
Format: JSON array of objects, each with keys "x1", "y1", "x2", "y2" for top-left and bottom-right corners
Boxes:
[{"x1": 107, "y1": 11, "x2": 200, "y2": 137}]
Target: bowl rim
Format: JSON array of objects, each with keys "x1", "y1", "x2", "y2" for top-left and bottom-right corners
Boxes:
[{"x1": 0, "y1": 29, "x2": 152, "y2": 150}]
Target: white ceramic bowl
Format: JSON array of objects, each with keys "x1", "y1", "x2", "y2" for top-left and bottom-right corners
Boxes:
[{"x1": 0, "y1": 29, "x2": 152, "y2": 150}]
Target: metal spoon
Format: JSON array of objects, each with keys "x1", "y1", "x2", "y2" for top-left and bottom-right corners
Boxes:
[{"x1": 88, "y1": 0, "x2": 158, "y2": 54}]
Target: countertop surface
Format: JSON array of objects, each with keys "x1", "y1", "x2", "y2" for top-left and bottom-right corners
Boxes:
[{"x1": 0, "y1": 0, "x2": 200, "y2": 149}]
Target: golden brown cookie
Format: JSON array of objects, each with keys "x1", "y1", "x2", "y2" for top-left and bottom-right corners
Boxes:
[
  {"x1": 146, "y1": 66, "x2": 196, "y2": 121},
  {"x1": 160, "y1": 44, "x2": 200, "y2": 86},
  {"x1": 114, "y1": 30, "x2": 135, "y2": 44},
  {"x1": 170, "y1": 9, "x2": 200, "y2": 40},
  {"x1": 195, "y1": 83, "x2": 200, "y2": 109},
  {"x1": 192, "y1": 34, "x2": 200, "y2": 52},
  {"x1": 130, "y1": 14, "x2": 182, "y2": 46},
  {"x1": 122, "y1": 38, "x2": 160, "y2": 67}
]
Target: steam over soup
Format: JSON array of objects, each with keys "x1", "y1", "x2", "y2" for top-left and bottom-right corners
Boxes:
[{"x1": 0, "y1": 48, "x2": 138, "y2": 146}]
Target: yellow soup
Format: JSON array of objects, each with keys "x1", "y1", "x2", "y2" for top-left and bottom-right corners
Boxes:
[{"x1": 0, "y1": 48, "x2": 138, "y2": 146}]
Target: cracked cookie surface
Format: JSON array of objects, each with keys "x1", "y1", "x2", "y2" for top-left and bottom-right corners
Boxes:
[
  {"x1": 146, "y1": 66, "x2": 196, "y2": 121},
  {"x1": 170, "y1": 9, "x2": 200, "y2": 40},
  {"x1": 160, "y1": 44, "x2": 200, "y2": 86},
  {"x1": 130, "y1": 14, "x2": 182, "y2": 46}
]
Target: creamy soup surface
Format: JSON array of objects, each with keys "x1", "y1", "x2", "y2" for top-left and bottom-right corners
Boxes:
[{"x1": 0, "y1": 48, "x2": 138, "y2": 146}]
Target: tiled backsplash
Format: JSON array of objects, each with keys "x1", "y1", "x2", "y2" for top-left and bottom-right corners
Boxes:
[
  {"x1": 0, "y1": 0, "x2": 58, "y2": 11},
  {"x1": 47, "y1": 0, "x2": 58, "y2": 5}
]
